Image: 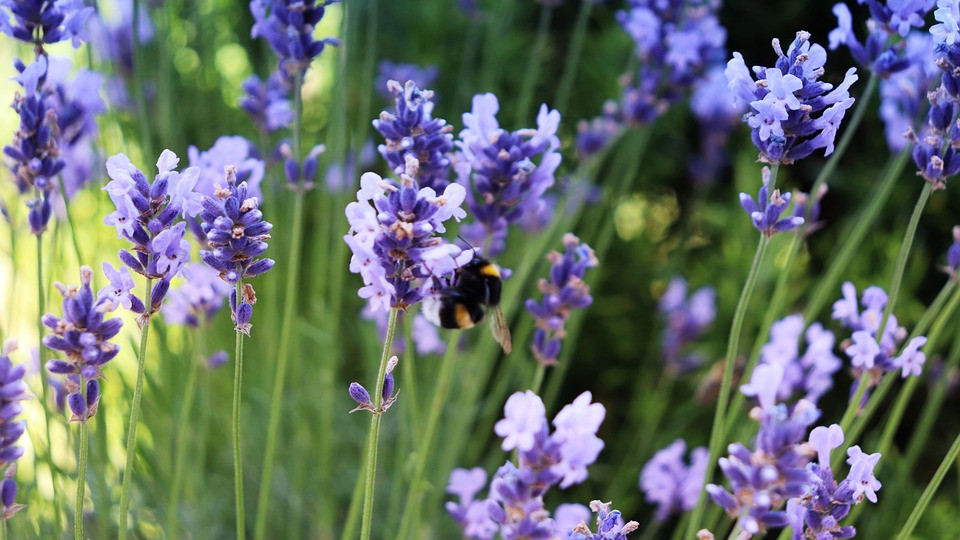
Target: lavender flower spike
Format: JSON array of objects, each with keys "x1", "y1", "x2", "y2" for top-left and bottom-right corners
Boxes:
[
  {"x1": 726, "y1": 31, "x2": 858, "y2": 164},
  {"x1": 198, "y1": 166, "x2": 275, "y2": 335},
  {"x1": 640, "y1": 439, "x2": 708, "y2": 521},
  {"x1": 525, "y1": 234, "x2": 598, "y2": 365},
  {"x1": 344, "y1": 157, "x2": 470, "y2": 311},
  {"x1": 739, "y1": 167, "x2": 805, "y2": 236},
  {"x1": 347, "y1": 356, "x2": 399, "y2": 414},
  {"x1": 250, "y1": 0, "x2": 340, "y2": 73},
  {"x1": 374, "y1": 80, "x2": 454, "y2": 192},
  {"x1": 0, "y1": 0, "x2": 93, "y2": 49},
  {"x1": 0, "y1": 340, "x2": 28, "y2": 519},
  {"x1": 43, "y1": 266, "x2": 123, "y2": 423},
  {"x1": 570, "y1": 501, "x2": 640, "y2": 540}
]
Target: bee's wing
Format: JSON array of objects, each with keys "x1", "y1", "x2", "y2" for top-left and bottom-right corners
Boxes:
[{"x1": 489, "y1": 306, "x2": 512, "y2": 354}]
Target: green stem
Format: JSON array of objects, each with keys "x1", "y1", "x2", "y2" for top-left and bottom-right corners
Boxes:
[
  {"x1": 554, "y1": 0, "x2": 593, "y2": 113},
  {"x1": 514, "y1": 5, "x2": 553, "y2": 125},
  {"x1": 117, "y1": 276, "x2": 153, "y2": 540},
  {"x1": 253, "y1": 70, "x2": 307, "y2": 540},
  {"x1": 396, "y1": 331, "x2": 460, "y2": 539},
  {"x1": 530, "y1": 364, "x2": 546, "y2": 394},
  {"x1": 36, "y1": 234, "x2": 62, "y2": 539},
  {"x1": 685, "y1": 229, "x2": 773, "y2": 538},
  {"x1": 94, "y1": 407, "x2": 109, "y2": 539},
  {"x1": 877, "y1": 182, "x2": 933, "y2": 339},
  {"x1": 895, "y1": 431, "x2": 960, "y2": 539},
  {"x1": 233, "y1": 282, "x2": 246, "y2": 540},
  {"x1": 340, "y1": 463, "x2": 366, "y2": 540},
  {"x1": 165, "y1": 334, "x2": 202, "y2": 539},
  {"x1": 56, "y1": 176, "x2": 84, "y2": 268},
  {"x1": 360, "y1": 307, "x2": 399, "y2": 540},
  {"x1": 75, "y1": 386, "x2": 88, "y2": 540}
]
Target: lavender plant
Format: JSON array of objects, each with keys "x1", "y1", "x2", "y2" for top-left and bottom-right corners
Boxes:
[
  {"x1": 0, "y1": 340, "x2": 28, "y2": 522},
  {"x1": 43, "y1": 266, "x2": 123, "y2": 540}
]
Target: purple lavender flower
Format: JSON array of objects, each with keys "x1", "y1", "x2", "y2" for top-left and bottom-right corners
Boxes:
[
  {"x1": 98, "y1": 262, "x2": 145, "y2": 314},
  {"x1": 0, "y1": 0, "x2": 93, "y2": 49},
  {"x1": 198, "y1": 167, "x2": 275, "y2": 335},
  {"x1": 103, "y1": 150, "x2": 202, "y2": 318},
  {"x1": 161, "y1": 263, "x2": 234, "y2": 327},
  {"x1": 726, "y1": 31, "x2": 858, "y2": 164},
  {"x1": 343, "y1": 158, "x2": 471, "y2": 311},
  {"x1": 903, "y1": 14, "x2": 960, "y2": 188},
  {"x1": 249, "y1": 0, "x2": 340, "y2": 73},
  {"x1": 947, "y1": 225, "x2": 960, "y2": 276},
  {"x1": 786, "y1": 424, "x2": 882, "y2": 538},
  {"x1": 4, "y1": 56, "x2": 63, "y2": 236},
  {"x1": 0, "y1": 340, "x2": 29, "y2": 520},
  {"x1": 207, "y1": 350, "x2": 230, "y2": 369},
  {"x1": 448, "y1": 390, "x2": 620, "y2": 540},
  {"x1": 658, "y1": 277, "x2": 716, "y2": 372},
  {"x1": 187, "y1": 136, "x2": 265, "y2": 200},
  {"x1": 455, "y1": 93, "x2": 561, "y2": 256},
  {"x1": 878, "y1": 32, "x2": 940, "y2": 151},
  {"x1": 374, "y1": 80, "x2": 453, "y2": 192},
  {"x1": 43, "y1": 266, "x2": 123, "y2": 423},
  {"x1": 710, "y1": 361, "x2": 823, "y2": 536},
  {"x1": 279, "y1": 141, "x2": 326, "y2": 191},
  {"x1": 347, "y1": 356, "x2": 398, "y2": 414},
  {"x1": 829, "y1": 1, "x2": 934, "y2": 76},
  {"x1": 639, "y1": 439, "x2": 708, "y2": 520},
  {"x1": 88, "y1": 0, "x2": 154, "y2": 75},
  {"x1": 575, "y1": 104, "x2": 621, "y2": 161},
  {"x1": 832, "y1": 282, "x2": 927, "y2": 384},
  {"x1": 239, "y1": 71, "x2": 293, "y2": 133},
  {"x1": 569, "y1": 501, "x2": 640, "y2": 540},
  {"x1": 755, "y1": 314, "x2": 843, "y2": 405},
  {"x1": 739, "y1": 167, "x2": 805, "y2": 235},
  {"x1": 376, "y1": 62, "x2": 438, "y2": 101},
  {"x1": 615, "y1": 0, "x2": 727, "y2": 125},
  {"x1": 525, "y1": 234, "x2": 598, "y2": 365}
]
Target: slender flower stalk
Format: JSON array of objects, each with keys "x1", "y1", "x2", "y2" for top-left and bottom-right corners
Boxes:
[
  {"x1": 359, "y1": 307, "x2": 399, "y2": 540},
  {"x1": 554, "y1": 0, "x2": 594, "y2": 114},
  {"x1": 165, "y1": 330, "x2": 203, "y2": 538},
  {"x1": 74, "y1": 384, "x2": 88, "y2": 540},
  {"x1": 514, "y1": 4, "x2": 553, "y2": 126},
  {"x1": 232, "y1": 280, "x2": 246, "y2": 540},
  {"x1": 117, "y1": 275, "x2": 151, "y2": 540}
]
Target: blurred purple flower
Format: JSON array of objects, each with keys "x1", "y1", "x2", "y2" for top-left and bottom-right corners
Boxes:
[
  {"x1": 658, "y1": 277, "x2": 716, "y2": 373},
  {"x1": 640, "y1": 439, "x2": 708, "y2": 520},
  {"x1": 376, "y1": 61, "x2": 438, "y2": 101},
  {"x1": 188, "y1": 135, "x2": 265, "y2": 200},
  {"x1": 250, "y1": 0, "x2": 340, "y2": 73},
  {"x1": 0, "y1": 0, "x2": 93, "y2": 48},
  {"x1": 162, "y1": 263, "x2": 234, "y2": 327}
]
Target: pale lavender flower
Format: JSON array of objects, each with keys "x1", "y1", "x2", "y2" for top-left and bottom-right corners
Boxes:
[
  {"x1": 640, "y1": 439, "x2": 708, "y2": 520},
  {"x1": 187, "y1": 136, "x2": 265, "y2": 200},
  {"x1": 162, "y1": 263, "x2": 234, "y2": 327},
  {"x1": 97, "y1": 262, "x2": 144, "y2": 313},
  {"x1": 494, "y1": 390, "x2": 547, "y2": 452}
]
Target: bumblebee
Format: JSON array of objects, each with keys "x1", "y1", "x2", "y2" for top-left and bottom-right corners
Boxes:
[{"x1": 423, "y1": 257, "x2": 512, "y2": 354}]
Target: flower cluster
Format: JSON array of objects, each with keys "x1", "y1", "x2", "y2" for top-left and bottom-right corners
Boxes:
[
  {"x1": 738, "y1": 166, "x2": 805, "y2": 236},
  {"x1": 907, "y1": 6, "x2": 960, "y2": 188},
  {"x1": 726, "y1": 31, "x2": 858, "y2": 164},
  {"x1": 188, "y1": 136, "x2": 265, "y2": 200},
  {"x1": 447, "y1": 391, "x2": 612, "y2": 538},
  {"x1": 250, "y1": 0, "x2": 340, "y2": 73},
  {"x1": 755, "y1": 314, "x2": 843, "y2": 405},
  {"x1": 525, "y1": 234, "x2": 598, "y2": 365},
  {"x1": 658, "y1": 277, "x2": 716, "y2": 372},
  {"x1": 639, "y1": 439, "x2": 708, "y2": 521},
  {"x1": 103, "y1": 150, "x2": 202, "y2": 318},
  {"x1": 615, "y1": 0, "x2": 727, "y2": 125},
  {"x1": 787, "y1": 424, "x2": 882, "y2": 539},
  {"x1": 46, "y1": 58, "x2": 106, "y2": 202},
  {"x1": 455, "y1": 93, "x2": 561, "y2": 256},
  {"x1": 347, "y1": 356, "x2": 398, "y2": 414},
  {"x1": 343, "y1": 158, "x2": 470, "y2": 311},
  {"x1": 829, "y1": 0, "x2": 934, "y2": 76},
  {"x1": 708, "y1": 368, "x2": 821, "y2": 535},
  {"x1": 0, "y1": 0, "x2": 93, "y2": 49},
  {"x1": 239, "y1": 71, "x2": 293, "y2": 133},
  {"x1": 376, "y1": 61, "x2": 438, "y2": 101},
  {"x1": 43, "y1": 266, "x2": 123, "y2": 423},
  {"x1": 575, "y1": 104, "x2": 620, "y2": 161},
  {"x1": 162, "y1": 263, "x2": 234, "y2": 327},
  {"x1": 0, "y1": 340, "x2": 28, "y2": 519},
  {"x1": 4, "y1": 56, "x2": 63, "y2": 236},
  {"x1": 278, "y1": 140, "x2": 326, "y2": 190},
  {"x1": 198, "y1": 167, "x2": 275, "y2": 334},
  {"x1": 877, "y1": 32, "x2": 939, "y2": 152},
  {"x1": 568, "y1": 501, "x2": 640, "y2": 540},
  {"x1": 832, "y1": 282, "x2": 927, "y2": 380},
  {"x1": 374, "y1": 80, "x2": 453, "y2": 192}
]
